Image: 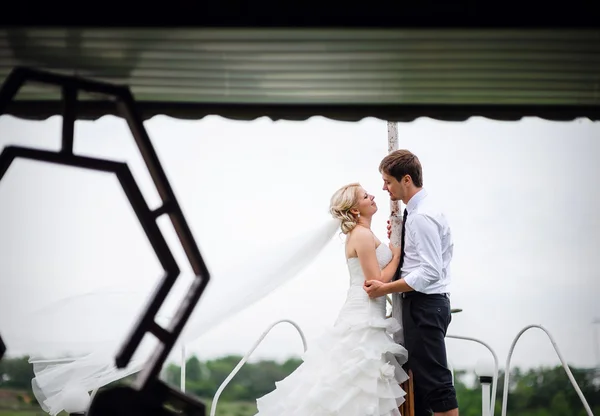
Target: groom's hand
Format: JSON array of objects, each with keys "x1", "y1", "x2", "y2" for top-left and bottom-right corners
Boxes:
[{"x1": 364, "y1": 280, "x2": 386, "y2": 298}]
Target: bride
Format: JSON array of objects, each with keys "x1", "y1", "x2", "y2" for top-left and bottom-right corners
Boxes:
[{"x1": 254, "y1": 183, "x2": 409, "y2": 416}]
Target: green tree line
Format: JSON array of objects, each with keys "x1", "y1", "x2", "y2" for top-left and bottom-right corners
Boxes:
[{"x1": 2, "y1": 355, "x2": 600, "y2": 415}]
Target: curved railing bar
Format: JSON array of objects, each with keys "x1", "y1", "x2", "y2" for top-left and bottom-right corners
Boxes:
[
  {"x1": 500, "y1": 324, "x2": 593, "y2": 416},
  {"x1": 210, "y1": 319, "x2": 308, "y2": 416},
  {"x1": 447, "y1": 334, "x2": 499, "y2": 416}
]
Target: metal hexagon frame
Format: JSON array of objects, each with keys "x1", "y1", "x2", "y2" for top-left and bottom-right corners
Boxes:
[{"x1": 0, "y1": 67, "x2": 210, "y2": 412}]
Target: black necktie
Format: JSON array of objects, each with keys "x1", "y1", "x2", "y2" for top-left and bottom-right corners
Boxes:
[{"x1": 394, "y1": 208, "x2": 408, "y2": 281}]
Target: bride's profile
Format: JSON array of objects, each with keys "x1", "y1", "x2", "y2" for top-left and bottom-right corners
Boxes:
[{"x1": 254, "y1": 182, "x2": 409, "y2": 416}]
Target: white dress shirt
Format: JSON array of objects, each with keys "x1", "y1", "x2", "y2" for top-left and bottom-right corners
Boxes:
[{"x1": 400, "y1": 189, "x2": 453, "y2": 295}]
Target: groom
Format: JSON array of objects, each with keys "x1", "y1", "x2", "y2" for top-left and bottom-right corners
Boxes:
[{"x1": 364, "y1": 149, "x2": 459, "y2": 416}]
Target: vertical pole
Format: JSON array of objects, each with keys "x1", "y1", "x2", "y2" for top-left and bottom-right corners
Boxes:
[
  {"x1": 593, "y1": 319, "x2": 600, "y2": 376},
  {"x1": 387, "y1": 121, "x2": 409, "y2": 414},
  {"x1": 481, "y1": 382, "x2": 492, "y2": 416},
  {"x1": 387, "y1": 121, "x2": 402, "y2": 246},
  {"x1": 180, "y1": 345, "x2": 186, "y2": 393},
  {"x1": 387, "y1": 121, "x2": 399, "y2": 214},
  {"x1": 61, "y1": 86, "x2": 77, "y2": 155}
]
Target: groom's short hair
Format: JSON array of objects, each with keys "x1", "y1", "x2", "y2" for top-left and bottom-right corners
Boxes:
[{"x1": 379, "y1": 149, "x2": 423, "y2": 187}]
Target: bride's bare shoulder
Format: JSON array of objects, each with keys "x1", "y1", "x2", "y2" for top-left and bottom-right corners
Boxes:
[
  {"x1": 348, "y1": 226, "x2": 373, "y2": 240},
  {"x1": 345, "y1": 227, "x2": 376, "y2": 258}
]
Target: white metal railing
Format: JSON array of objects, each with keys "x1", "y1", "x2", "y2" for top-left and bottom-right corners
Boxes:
[
  {"x1": 500, "y1": 324, "x2": 594, "y2": 416},
  {"x1": 446, "y1": 334, "x2": 499, "y2": 416},
  {"x1": 180, "y1": 345, "x2": 186, "y2": 392},
  {"x1": 175, "y1": 317, "x2": 593, "y2": 416},
  {"x1": 209, "y1": 319, "x2": 308, "y2": 416}
]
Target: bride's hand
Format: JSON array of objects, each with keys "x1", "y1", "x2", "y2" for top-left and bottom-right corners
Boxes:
[{"x1": 389, "y1": 242, "x2": 401, "y2": 258}]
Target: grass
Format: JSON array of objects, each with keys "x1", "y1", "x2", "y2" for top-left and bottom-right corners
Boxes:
[
  {"x1": 0, "y1": 402, "x2": 258, "y2": 416},
  {"x1": 204, "y1": 401, "x2": 257, "y2": 416},
  {"x1": 1, "y1": 388, "x2": 257, "y2": 416}
]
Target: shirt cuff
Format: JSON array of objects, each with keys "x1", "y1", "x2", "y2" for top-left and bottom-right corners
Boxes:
[{"x1": 403, "y1": 272, "x2": 426, "y2": 292}]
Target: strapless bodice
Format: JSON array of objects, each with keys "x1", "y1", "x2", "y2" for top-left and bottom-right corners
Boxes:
[
  {"x1": 335, "y1": 243, "x2": 396, "y2": 331},
  {"x1": 346, "y1": 243, "x2": 393, "y2": 287}
]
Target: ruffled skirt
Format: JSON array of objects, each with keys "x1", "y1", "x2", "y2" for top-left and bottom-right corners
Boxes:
[{"x1": 255, "y1": 314, "x2": 408, "y2": 416}]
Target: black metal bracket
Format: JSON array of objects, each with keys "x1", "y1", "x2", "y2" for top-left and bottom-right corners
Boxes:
[{"x1": 0, "y1": 67, "x2": 209, "y2": 414}]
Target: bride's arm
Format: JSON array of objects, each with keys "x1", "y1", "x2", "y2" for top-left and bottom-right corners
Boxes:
[
  {"x1": 354, "y1": 228, "x2": 400, "y2": 283},
  {"x1": 379, "y1": 245, "x2": 400, "y2": 283}
]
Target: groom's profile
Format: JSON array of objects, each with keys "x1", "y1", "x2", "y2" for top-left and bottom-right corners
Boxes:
[{"x1": 364, "y1": 149, "x2": 459, "y2": 416}]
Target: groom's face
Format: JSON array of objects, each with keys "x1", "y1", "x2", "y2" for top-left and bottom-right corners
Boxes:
[{"x1": 382, "y1": 172, "x2": 403, "y2": 202}]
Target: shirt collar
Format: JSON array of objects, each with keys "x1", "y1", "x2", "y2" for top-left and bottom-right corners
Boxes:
[{"x1": 406, "y1": 188, "x2": 427, "y2": 214}]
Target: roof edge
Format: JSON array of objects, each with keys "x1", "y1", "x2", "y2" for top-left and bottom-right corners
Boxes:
[{"x1": 4, "y1": 101, "x2": 599, "y2": 123}]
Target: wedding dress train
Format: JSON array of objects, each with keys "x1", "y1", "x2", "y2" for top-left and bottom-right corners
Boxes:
[{"x1": 255, "y1": 243, "x2": 409, "y2": 416}]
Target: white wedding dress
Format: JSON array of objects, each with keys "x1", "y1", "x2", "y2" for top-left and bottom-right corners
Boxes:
[{"x1": 255, "y1": 243, "x2": 409, "y2": 416}]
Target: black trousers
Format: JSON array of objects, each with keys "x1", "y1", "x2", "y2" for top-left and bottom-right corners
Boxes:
[{"x1": 402, "y1": 292, "x2": 458, "y2": 415}]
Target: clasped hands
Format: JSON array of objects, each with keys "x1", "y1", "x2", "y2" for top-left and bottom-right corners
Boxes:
[{"x1": 363, "y1": 279, "x2": 386, "y2": 298}]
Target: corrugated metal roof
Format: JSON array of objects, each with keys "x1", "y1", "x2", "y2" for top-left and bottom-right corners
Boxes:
[{"x1": 1, "y1": 28, "x2": 599, "y2": 121}]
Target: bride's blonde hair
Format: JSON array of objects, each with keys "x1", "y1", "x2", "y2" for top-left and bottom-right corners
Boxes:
[{"x1": 329, "y1": 182, "x2": 361, "y2": 235}]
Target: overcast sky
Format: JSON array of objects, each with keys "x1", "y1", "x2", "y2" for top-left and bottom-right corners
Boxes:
[{"x1": 0, "y1": 114, "x2": 598, "y2": 374}]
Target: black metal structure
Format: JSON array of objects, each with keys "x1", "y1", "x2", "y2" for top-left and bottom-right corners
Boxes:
[
  {"x1": 0, "y1": 67, "x2": 209, "y2": 415},
  {"x1": 0, "y1": 334, "x2": 5, "y2": 361}
]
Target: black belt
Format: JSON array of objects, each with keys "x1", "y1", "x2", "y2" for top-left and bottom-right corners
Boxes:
[{"x1": 401, "y1": 291, "x2": 449, "y2": 299}]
